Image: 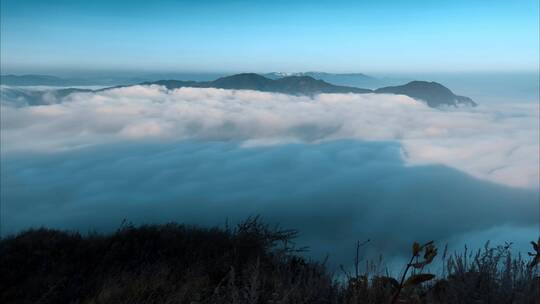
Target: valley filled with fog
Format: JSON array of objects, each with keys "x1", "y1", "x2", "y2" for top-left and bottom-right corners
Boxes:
[{"x1": 1, "y1": 76, "x2": 538, "y2": 269}]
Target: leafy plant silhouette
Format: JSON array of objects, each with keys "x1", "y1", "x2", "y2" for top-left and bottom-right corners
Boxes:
[
  {"x1": 528, "y1": 237, "x2": 540, "y2": 268},
  {"x1": 390, "y1": 241, "x2": 437, "y2": 304}
]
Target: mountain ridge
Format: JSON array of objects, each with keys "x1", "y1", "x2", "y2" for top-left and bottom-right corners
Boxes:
[
  {"x1": 141, "y1": 73, "x2": 474, "y2": 107},
  {"x1": 264, "y1": 71, "x2": 381, "y2": 88},
  {"x1": 375, "y1": 81, "x2": 477, "y2": 107},
  {"x1": 2, "y1": 73, "x2": 476, "y2": 108},
  {"x1": 141, "y1": 73, "x2": 372, "y2": 95}
]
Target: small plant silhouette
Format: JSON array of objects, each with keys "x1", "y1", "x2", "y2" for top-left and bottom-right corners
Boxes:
[
  {"x1": 390, "y1": 241, "x2": 437, "y2": 304},
  {"x1": 529, "y1": 237, "x2": 540, "y2": 268}
]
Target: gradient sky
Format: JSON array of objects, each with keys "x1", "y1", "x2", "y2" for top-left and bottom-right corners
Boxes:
[{"x1": 1, "y1": 0, "x2": 539, "y2": 73}]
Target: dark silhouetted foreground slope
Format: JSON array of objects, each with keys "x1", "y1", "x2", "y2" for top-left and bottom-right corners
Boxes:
[
  {"x1": 0, "y1": 219, "x2": 335, "y2": 304},
  {"x1": 1, "y1": 219, "x2": 537, "y2": 304}
]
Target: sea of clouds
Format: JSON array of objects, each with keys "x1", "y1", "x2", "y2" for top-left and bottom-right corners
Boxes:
[
  {"x1": 1, "y1": 85, "x2": 538, "y2": 269},
  {"x1": 2, "y1": 85, "x2": 538, "y2": 187}
]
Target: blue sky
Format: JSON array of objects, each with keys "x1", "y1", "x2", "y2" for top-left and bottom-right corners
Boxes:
[{"x1": 1, "y1": 0, "x2": 539, "y2": 73}]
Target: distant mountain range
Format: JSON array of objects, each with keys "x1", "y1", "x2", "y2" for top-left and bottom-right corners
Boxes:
[
  {"x1": 144, "y1": 73, "x2": 372, "y2": 95},
  {"x1": 0, "y1": 74, "x2": 72, "y2": 86},
  {"x1": 143, "y1": 73, "x2": 475, "y2": 107},
  {"x1": 0, "y1": 74, "x2": 123, "y2": 86},
  {"x1": 263, "y1": 72, "x2": 384, "y2": 88},
  {"x1": 0, "y1": 73, "x2": 225, "y2": 87},
  {"x1": 0, "y1": 86, "x2": 87, "y2": 107},
  {"x1": 1, "y1": 73, "x2": 476, "y2": 108},
  {"x1": 0, "y1": 72, "x2": 404, "y2": 88}
]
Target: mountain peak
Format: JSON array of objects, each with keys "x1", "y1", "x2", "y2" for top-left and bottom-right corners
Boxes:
[
  {"x1": 211, "y1": 73, "x2": 274, "y2": 90},
  {"x1": 375, "y1": 81, "x2": 476, "y2": 107},
  {"x1": 263, "y1": 72, "x2": 378, "y2": 88},
  {"x1": 149, "y1": 73, "x2": 373, "y2": 96},
  {"x1": 2, "y1": 73, "x2": 477, "y2": 108}
]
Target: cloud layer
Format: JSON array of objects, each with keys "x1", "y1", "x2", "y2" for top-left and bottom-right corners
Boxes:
[
  {"x1": 1, "y1": 85, "x2": 538, "y2": 188},
  {"x1": 1, "y1": 85, "x2": 538, "y2": 268},
  {"x1": 2, "y1": 140, "x2": 538, "y2": 268}
]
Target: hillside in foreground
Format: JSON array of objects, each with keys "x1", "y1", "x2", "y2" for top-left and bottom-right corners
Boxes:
[{"x1": 0, "y1": 218, "x2": 538, "y2": 304}]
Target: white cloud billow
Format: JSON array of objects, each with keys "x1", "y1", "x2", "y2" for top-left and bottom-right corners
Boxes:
[{"x1": 1, "y1": 85, "x2": 538, "y2": 188}]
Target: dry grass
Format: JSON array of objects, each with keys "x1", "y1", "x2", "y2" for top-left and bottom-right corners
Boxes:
[{"x1": 0, "y1": 218, "x2": 538, "y2": 304}]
